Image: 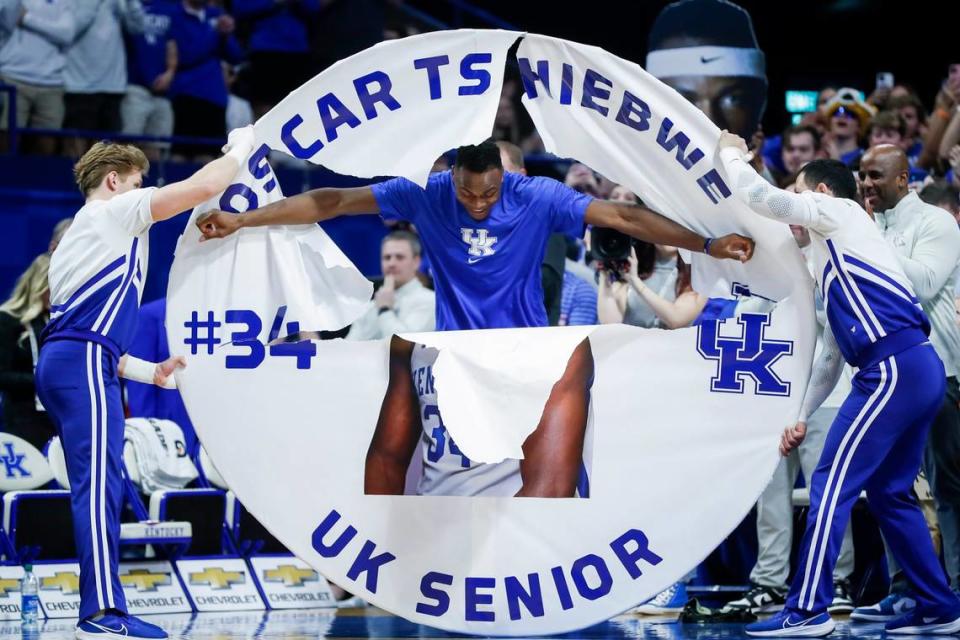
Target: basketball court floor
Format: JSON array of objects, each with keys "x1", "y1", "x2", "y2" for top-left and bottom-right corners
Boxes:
[{"x1": 2, "y1": 608, "x2": 884, "y2": 639}]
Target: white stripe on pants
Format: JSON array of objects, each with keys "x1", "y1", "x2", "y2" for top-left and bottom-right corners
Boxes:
[{"x1": 751, "y1": 406, "x2": 855, "y2": 589}]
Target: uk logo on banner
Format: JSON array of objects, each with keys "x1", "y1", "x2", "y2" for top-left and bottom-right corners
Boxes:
[{"x1": 697, "y1": 313, "x2": 794, "y2": 396}]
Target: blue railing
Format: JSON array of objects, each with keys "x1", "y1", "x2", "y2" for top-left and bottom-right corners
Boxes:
[{"x1": 0, "y1": 83, "x2": 227, "y2": 157}]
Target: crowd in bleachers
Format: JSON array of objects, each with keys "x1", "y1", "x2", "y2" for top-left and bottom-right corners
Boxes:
[{"x1": 0, "y1": 0, "x2": 415, "y2": 159}]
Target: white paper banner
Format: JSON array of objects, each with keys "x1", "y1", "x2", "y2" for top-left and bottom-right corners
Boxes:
[
  {"x1": 256, "y1": 29, "x2": 521, "y2": 187},
  {"x1": 167, "y1": 143, "x2": 372, "y2": 340},
  {"x1": 167, "y1": 30, "x2": 816, "y2": 635},
  {"x1": 517, "y1": 33, "x2": 809, "y2": 301}
]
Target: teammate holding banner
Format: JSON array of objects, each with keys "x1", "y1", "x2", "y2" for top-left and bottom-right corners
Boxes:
[
  {"x1": 197, "y1": 139, "x2": 754, "y2": 497},
  {"x1": 37, "y1": 126, "x2": 255, "y2": 640},
  {"x1": 716, "y1": 131, "x2": 960, "y2": 637}
]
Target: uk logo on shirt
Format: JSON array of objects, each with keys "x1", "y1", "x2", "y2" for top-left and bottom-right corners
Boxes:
[{"x1": 461, "y1": 228, "x2": 498, "y2": 263}]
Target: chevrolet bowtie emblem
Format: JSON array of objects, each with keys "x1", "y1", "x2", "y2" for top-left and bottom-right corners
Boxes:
[
  {"x1": 263, "y1": 565, "x2": 318, "y2": 587},
  {"x1": 41, "y1": 571, "x2": 80, "y2": 595},
  {"x1": 189, "y1": 567, "x2": 245, "y2": 590},
  {"x1": 121, "y1": 569, "x2": 171, "y2": 592},
  {"x1": 0, "y1": 579, "x2": 19, "y2": 597}
]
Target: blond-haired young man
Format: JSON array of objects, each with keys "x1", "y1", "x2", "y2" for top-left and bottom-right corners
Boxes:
[{"x1": 37, "y1": 126, "x2": 254, "y2": 640}]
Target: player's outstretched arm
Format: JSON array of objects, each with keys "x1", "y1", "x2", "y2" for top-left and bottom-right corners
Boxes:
[
  {"x1": 717, "y1": 130, "x2": 822, "y2": 228},
  {"x1": 150, "y1": 126, "x2": 257, "y2": 222},
  {"x1": 516, "y1": 340, "x2": 593, "y2": 498},
  {"x1": 196, "y1": 185, "x2": 379, "y2": 240},
  {"x1": 364, "y1": 337, "x2": 421, "y2": 495},
  {"x1": 584, "y1": 200, "x2": 754, "y2": 263}
]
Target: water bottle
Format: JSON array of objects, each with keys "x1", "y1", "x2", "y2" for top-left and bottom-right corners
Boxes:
[{"x1": 20, "y1": 564, "x2": 38, "y2": 627}]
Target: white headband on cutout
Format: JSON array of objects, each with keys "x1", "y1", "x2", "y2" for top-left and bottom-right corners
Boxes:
[{"x1": 646, "y1": 46, "x2": 766, "y2": 79}]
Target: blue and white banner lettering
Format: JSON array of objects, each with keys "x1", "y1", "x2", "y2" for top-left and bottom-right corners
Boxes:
[
  {"x1": 517, "y1": 33, "x2": 807, "y2": 301},
  {"x1": 167, "y1": 29, "x2": 816, "y2": 636},
  {"x1": 167, "y1": 144, "x2": 372, "y2": 341},
  {"x1": 256, "y1": 29, "x2": 521, "y2": 187}
]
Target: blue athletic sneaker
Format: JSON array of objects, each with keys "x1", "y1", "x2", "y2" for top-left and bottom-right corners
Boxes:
[
  {"x1": 885, "y1": 610, "x2": 960, "y2": 635},
  {"x1": 634, "y1": 582, "x2": 687, "y2": 614},
  {"x1": 76, "y1": 613, "x2": 168, "y2": 640},
  {"x1": 849, "y1": 592, "x2": 916, "y2": 622},
  {"x1": 745, "y1": 608, "x2": 836, "y2": 637}
]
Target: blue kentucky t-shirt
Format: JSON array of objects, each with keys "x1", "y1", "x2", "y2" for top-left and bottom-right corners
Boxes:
[{"x1": 371, "y1": 170, "x2": 593, "y2": 331}]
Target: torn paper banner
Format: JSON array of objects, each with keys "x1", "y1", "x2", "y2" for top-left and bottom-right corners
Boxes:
[{"x1": 167, "y1": 29, "x2": 815, "y2": 636}]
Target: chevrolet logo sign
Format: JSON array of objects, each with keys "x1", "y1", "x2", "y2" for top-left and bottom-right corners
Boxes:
[
  {"x1": 41, "y1": 571, "x2": 80, "y2": 595},
  {"x1": 121, "y1": 569, "x2": 171, "y2": 592},
  {"x1": 0, "y1": 579, "x2": 19, "y2": 597},
  {"x1": 263, "y1": 565, "x2": 318, "y2": 588},
  {"x1": 189, "y1": 567, "x2": 245, "y2": 590}
]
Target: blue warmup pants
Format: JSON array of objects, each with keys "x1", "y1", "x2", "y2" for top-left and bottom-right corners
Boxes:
[
  {"x1": 786, "y1": 342, "x2": 959, "y2": 616},
  {"x1": 36, "y1": 339, "x2": 127, "y2": 620}
]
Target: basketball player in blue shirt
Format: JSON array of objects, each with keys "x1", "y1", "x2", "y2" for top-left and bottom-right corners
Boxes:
[
  {"x1": 716, "y1": 131, "x2": 960, "y2": 636},
  {"x1": 37, "y1": 126, "x2": 255, "y2": 640},
  {"x1": 197, "y1": 139, "x2": 754, "y2": 497}
]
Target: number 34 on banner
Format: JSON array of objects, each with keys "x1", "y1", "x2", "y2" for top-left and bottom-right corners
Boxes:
[{"x1": 181, "y1": 306, "x2": 316, "y2": 370}]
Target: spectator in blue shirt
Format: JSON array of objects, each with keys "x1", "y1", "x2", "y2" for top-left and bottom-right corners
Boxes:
[
  {"x1": 559, "y1": 271, "x2": 597, "y2": 326},
  {"x1": 169, "y1": 0, "x2": 242, "y2": 160},
  {"x1": 122, "y1": 0, "x2": 178, "y2": 159},
  {"x1": 233, "y1": 0, "x2": 319, "y2": 118}
]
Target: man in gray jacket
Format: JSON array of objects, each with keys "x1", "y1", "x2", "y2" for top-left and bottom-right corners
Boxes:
[
  {"x1": 0, "y1": 0, "x2": 74, "y2": 154},
  {"x1": 852, "y1": 144, "x2": 960, "y2": 621}
]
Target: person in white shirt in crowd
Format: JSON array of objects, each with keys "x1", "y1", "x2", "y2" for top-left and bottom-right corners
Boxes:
[
  {"x1": 724, "y1": 222, "x2": 857, "y2": 616},
  {"x1": 850, "y1": 144, "x2": 960, "y2": 623},
  {"x1": 223, "y1": 62, "x2": 253, "y2": 133},
  {"x1": 0, "y1": 0, "x2": 74, "y2": 155},
  {"x1": 597, "y1": 185, "x2": 678, "y2": 328},
  {"x1": 347, "y1": 230, "x2": 435, "y2": 340}
]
